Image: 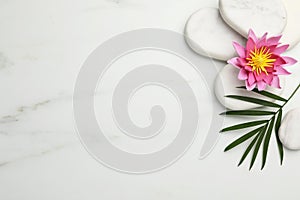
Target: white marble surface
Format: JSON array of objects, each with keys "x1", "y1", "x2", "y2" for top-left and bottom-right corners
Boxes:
[
  {"x1": 219, "y1": 0, "x2": 287, "y2": 38},
  {"x1": 1, "y1": 0, "x2": 300, "y2": 200},
  {"x1": 184, "y1": 7, "x2": 245, "y2": 61}
]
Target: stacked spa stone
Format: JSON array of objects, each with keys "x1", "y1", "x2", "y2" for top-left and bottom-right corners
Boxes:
[
  {"x1": 185, "y1": 0, "x2": 300, "y2": 62},
  {"x1": 184, "y1": 0, "x2": 300, "y2": 149}
]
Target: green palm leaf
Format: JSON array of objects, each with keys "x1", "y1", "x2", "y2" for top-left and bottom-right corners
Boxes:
[
  {"x1": 220, "y1": 120, "x2": 268, "y2": 133},
  {"x1": 225, "y1": 95, "x2": 282, "y2": 108},
  {"x1": 275, "y1": 109, "x2": 284, "y2": 165},
  {"x1": 238, "y1": 134, "x2": 260, "y2": 166},
  {"x1": 220, "y1": 110, "x2": 275, "y2": 116},
  {"x1": 222, "y1": 84, "x2": 300, "y2": 170},
  {"x1": 261, "y1": 117, "x2": 275, "y2": 169},
  {"x1": 224, "y1": 126, "x2": 264, "y2": 152},
  {"x1": 249, "y1": 125, "x2": 267, "y2": 170},
  {"x1": 237, "y1": 86, "x2": 287, "y2": 102}
]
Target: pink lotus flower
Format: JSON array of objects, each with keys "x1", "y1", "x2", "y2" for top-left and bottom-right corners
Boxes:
[{"x1": 228, "y1": 29, "x2": 297, "y2": 91}]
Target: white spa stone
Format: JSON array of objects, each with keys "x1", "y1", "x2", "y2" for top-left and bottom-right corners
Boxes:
[
  {"x1": 219, "y1": 0, "x2": 287, "y2": 38},
  {"x1": 215, "y1": 64, "x2": 285, "y2": 110},
  {"x1": 184, "y1": 7, "x2": 245, "y2": 61},
  {"x1": 279, "y1": 108, "x2": 300, "y2": 150},
  {"x1": 281, "y1": 0, "x2": 300, "y2": 49}
]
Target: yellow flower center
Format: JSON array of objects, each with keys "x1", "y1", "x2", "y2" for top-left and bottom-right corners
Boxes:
[{"x1": 246, "y1": 46, "x2": 276, "y2": 75}]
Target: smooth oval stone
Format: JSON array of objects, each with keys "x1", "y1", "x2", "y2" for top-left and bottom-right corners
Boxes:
[
  {"x1": 279, "y1": 108, "x2": 300, "y2": 150},
  {"x1": 184, "y1": 7, "x2": 245, "y2": 61},
  {"x1": 214, "y1": 64, "x2": 285, "y2": 110},
  {"x1": 281, "y1": 0, "x2": 300, "y2": 49},
  {"x1": 219, "y1": 0, "x2": 287, "y2": 38}
]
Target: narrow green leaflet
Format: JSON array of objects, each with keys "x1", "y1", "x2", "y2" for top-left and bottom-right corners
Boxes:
[
  {"x1": 261, "y1": 117, "x2": 275, "y2": 169},
  {"x1": 220, "y1": 120, "x2": 268, "y2": 133},
  {"x1": 236, "y1": 86, "x2": 287, "y2": 102},
  {"x1": 220, "y1": 110, "x2": 275, "y2": 116},
  {"x1": 225, "y1": 95, "x2": 282, "y2": 108},
  {"x1": 275, "y1": 109, "x2": 284, "y2": 165},
  {"x1": 249, "y1": 126, "x2": 267, "y2": 170},
  {"x1": 224, "y1": 126, "x2": 263, "y2": 152},
  {"x1": 238, "y1": 134, "x2": 260, "y2": 166}
]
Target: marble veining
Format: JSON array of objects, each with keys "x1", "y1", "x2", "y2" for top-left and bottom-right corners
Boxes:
[
  {"x1": 107, "y1": 0, "x2": 121, "y2": 4},
  {"x1": 0, "y1": 100, "x2": 51, "y2": 124},
  {"x1": 0, "y1": 141, "x2": 73, "y2": 168},
  {"x1": 0, "y1": 0, "x2": 300, "y2": 199},
  {"x1": 0, "y1": 53, "x2": 13, "y2": 70}
]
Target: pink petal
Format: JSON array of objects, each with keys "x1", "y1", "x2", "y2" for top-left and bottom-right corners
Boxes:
[
  {"x1": 260, "y1": 32, "x2": 268, "y2": 40},
  {"x1": 246, "y1": 38, "x2": 255, "y2": 54},
  {"x1": 263, "y1": 74, "x2": 273, "y2": 84},
  {"x1": 268, "y1": 45, "x2": 278, "y2": 52},
  {"x1": 248, "y1": 29, "x2": 258, "y2": 43},
  {"x1": 258, "y1": 72, "x2": 268, "y2": 81},
  {"x1": 256, "y1": 33, "x2": 268, "y2": 49},
  {"x1": 274, "y1": 57, "x2": 286, "y2": 66},
  {"x1": 227, "y1": 57, "x2": 241, "y2": 68},
  {"x1": 266, "y1": 66, "x2": 275, "y2": 73},
  {"x1": 237, "y1": 57, "x2": 248, "y2": 66},
  {"x1": 282, "y1": 56, "x2": 298, "y2": 66},
  {"x1": 273, "y1": 45, "x2": 289, "y2": 55},
  {"x1": 254, "y1": 71, "x2": 264, "y2": 81},
  {"x1": 248, "y1": 72, "x2": 256, "y2": 85},
  {"x1": 271, "y1": 76, "x2": 281, "y2": 89},
  {"x1": 246, "y1": 80, "x2": 256, "y2": 91},
  {"x1": 267, "y1": 35, "x2": 282, "y2": 46},
  {"x1": 274, "y1": 66, "x2": 291, "y2": 75},
  {"x1": 244, "y1": 65, "x2": 253, "y2": 71},
  {"x1": 233, "y1": 42, "x2": 246, "y2": 58},
  {"x1": 238, "y1": 69, "x2": 248, "y2": 80},
  {"x1": 257, "y1": 81, "x2": 267, "y2": 91}
]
